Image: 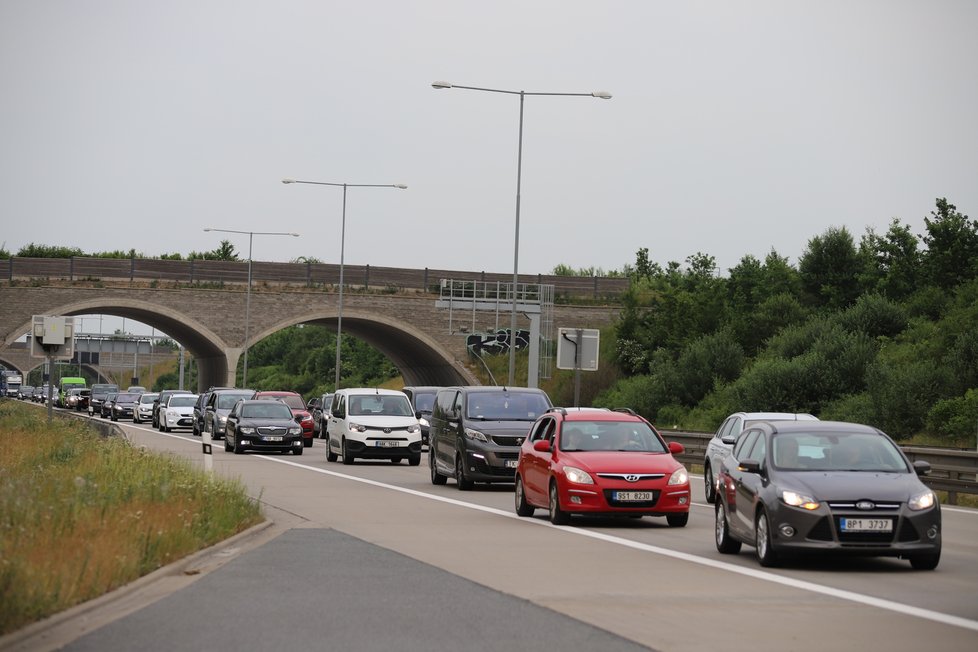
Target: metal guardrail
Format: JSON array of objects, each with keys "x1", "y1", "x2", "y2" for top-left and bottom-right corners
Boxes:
[{"x1": 661, "y1": 430, "x2": 978, "y2": 505}]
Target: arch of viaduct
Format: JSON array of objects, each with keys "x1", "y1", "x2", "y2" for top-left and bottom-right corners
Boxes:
[{"x1": 0, "y1": 285, "x2": 619, "y2": 391}]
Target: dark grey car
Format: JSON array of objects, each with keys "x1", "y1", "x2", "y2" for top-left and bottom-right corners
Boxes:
[
  {"x1": 203, "y1": 388, "x2": 255, "y2": 439},
  {"x1": 400, "y1": 386, "x2": 439, "y2": 447},
  {"x1": 715, "y1": 420, "x2": 941, "y2": 570},
  {"x1": 428, "y1": 386, "x2": 552, "y2": 490}
]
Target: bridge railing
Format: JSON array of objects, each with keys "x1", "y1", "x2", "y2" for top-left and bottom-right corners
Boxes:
[
  {"x1": 662, "y1": 430, "x2": 978, "y2": 505},
  {"x1": 0, "y1": 257, "x2": 630, "y2": 300}
]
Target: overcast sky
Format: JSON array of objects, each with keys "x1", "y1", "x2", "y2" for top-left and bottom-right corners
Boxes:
[{"x1": 2, "y1": 1, "x2": 977, "y2": 283}]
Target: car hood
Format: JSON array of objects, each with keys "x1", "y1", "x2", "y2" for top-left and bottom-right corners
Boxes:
[
  {"x1": 466, "y1": 419, "x2": 534, "y2": 438},
  {"x1": 238, "y1": 418, "x2": 299, "y2": 428},
  {"x1": 780, "y1": 471, "x2": 926, "y2": 502},
  {"x1": 348, "y1": 415, "x2": 418, "y2": 427},
  {"x1": 562, "y1": 451, "x2": 682, "y2": 474}
]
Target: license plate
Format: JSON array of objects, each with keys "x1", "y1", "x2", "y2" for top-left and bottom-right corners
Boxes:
[
  {"x1": 504, "y1": 460, "x2": 518, "y2": 468},
  {"x1": 613, "y1": 491, "x2": 654, "y2": 502},
  {"x1": 840, "y1": 518, "x2": 893, "y2": 532},
  {"x1": 376, "y1": 440, "x2": 400, "y2": 448},
  {"x1": 263, "y1": 436, "x2": 283, "y2": 442}
]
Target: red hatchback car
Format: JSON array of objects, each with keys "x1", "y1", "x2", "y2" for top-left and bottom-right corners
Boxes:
[
  {"x1": 515, "y1": 408, "x2": 691, "y2": 526},
  {"x1": 253, "y1": 391, "x2": 315, "y2": 447}
]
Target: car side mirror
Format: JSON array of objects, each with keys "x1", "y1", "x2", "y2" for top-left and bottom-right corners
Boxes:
[
  {"x1": 721, "y1": 435, "x2": 737, "y2": 446},
  {"x1": 738, "y1": 459, "x2": 762, "y2": 474},
  {"x1": 415, "y1": 411, "x2": 422, "y2": 419},
  {"x1": 668, "y1": 441, "x2": 685, "y2": 455},
  {"x1": 533, "y1": 440, "x2": 552, "y2": 453},
  {"x1": 913, "y1": 460, "x2": 932, "y2": 476}
]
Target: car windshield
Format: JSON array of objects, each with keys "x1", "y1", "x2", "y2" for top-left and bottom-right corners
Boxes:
[
  {"x1": 114, "y1": 393, "x2": 140, "y2": 402},
  {"x1": 168, "y1": 396, "x2": 197, "y2": 408},
  {"x1": 242, "y1": 403, "x2": 293, "y2": 419},
  {"x1": 257, "y1": 394, "x2": 305, "y2": 410},
  {"x1": 348, "y1": 395, "x2": 414, "y2": 416},
  {"x1": 772, "y1": 432, "x2": 909, "y2": 472},
  {"x1": 413, "y1": 392, "x2": 436, "y2": 412},
  {"x1": 465, "y1": 392, "x2": 550, "y2": 421},
  {"x1": 140, "y1": 394, "x2": 159, "y2": 404},
  {"x1": 218, "y1": 393, "x2": 253, "y2": 409},
  {"x1": 559, "y1": 420, "x2": 667, "y2": 453}
]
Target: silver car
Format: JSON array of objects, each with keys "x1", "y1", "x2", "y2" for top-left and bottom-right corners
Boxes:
[{"x1": 703, "y1": 412, "x2": 817, "y2": 504}]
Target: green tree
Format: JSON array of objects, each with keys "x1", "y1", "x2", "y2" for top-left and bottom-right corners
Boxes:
[
  {"x1": 798, "y1": 226, "x2": 862, "y2": 309},
  {"x1": 859, "y1": 218, "x2": 921, "y2": 300},
  {"x1": 921, "y1": 198, "x2": 978, "y2": 289}
]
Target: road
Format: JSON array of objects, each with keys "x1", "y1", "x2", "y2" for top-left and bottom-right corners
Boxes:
[{"x1": 7, "y1": 414, "x2": 978, "y2": 652}]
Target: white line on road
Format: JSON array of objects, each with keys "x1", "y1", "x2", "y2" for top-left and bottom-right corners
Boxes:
[{"x1": 253, "y1": 453, "x2": 978, "y2": 634}]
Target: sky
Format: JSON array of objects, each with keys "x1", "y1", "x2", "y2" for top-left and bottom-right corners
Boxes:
[{"x1": 2, "y1": 1, "x2": 977, "y2": 284}]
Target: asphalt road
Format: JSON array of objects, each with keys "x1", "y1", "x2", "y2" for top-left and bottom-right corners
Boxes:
[{"x1": 5, "y1": 414, "x2": 978, "y2": 652}]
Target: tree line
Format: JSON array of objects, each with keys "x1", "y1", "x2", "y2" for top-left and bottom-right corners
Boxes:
[{"x1": 596, "y1": 198, "x2": 978, "y2": 444}]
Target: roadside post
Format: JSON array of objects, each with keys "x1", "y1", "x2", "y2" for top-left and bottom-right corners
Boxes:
[
  {"x1": 202, "y1": 438, "x2": 213, "y2": 473},
  {"x1": 31, "y1": 316, "x2": 74, "y2": 424}
]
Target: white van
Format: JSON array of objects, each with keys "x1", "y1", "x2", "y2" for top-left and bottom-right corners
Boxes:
[{"x1": 325, "y1": 388, "x2": 422, "y2": 466}]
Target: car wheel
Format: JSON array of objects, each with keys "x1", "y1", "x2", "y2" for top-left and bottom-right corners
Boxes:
[
  {"x1": 408, "y1": 453, "x2": 421, "y2": 466},
  {"x1": 548, "y1": 480, "x2": 570, "y2": 525},
  {"x1": 342, "y1": 438, "x2": 354, "y2": 465},
  {"x1": 293, "y1": 445, "x2": 303, "y2": 456},
  {"x1": 704, "y1": 464, "x2": 716, "y2": 504},
  {"x1": 667, "y1": 512, "x2": 689, "y2": 528},
  {"x1": 303, "y1": 437, "x2": 312, "y2": 448},
  {"x1": 163, "y1": 424, "x2": 170, "y2": 432},
  {"x1": 233, "y1": 438, "x2": 244, "y2": 455},
  {"x1": 224, "y1": 436, "x2": 232, "y2": 452},
  {"x1": 515, "y1": 476, "x2": 534, "y2": 517},
  {"x1": 755, "y1": 509, "x2": 780, "y2": 567},
  {"x1": 715, "y1": 502, "x2": 742, "y2": 554},
  {"x1": 326, "y1": 440, "x2": 338, "y2": 462},
  {"x1": 111, "y1": 413, "x2": 117, "y2": 422},
  {"x1": 909, "y1": 551, "x2": 940, "y2": 570},
  {"x1": 455, "y1": 454, "x2": 473, "y2": 491},
  {"x1": 430, "y1": 448, "x2": 447, "y2": 485}
]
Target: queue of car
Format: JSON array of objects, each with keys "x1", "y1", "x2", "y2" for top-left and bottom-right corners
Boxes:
[{"x1": 28, "y1": 378, "x2": 939, "y2": 572}]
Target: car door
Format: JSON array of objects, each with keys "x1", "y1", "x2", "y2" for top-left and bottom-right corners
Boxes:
[
  {"x1": 432, "y1": 389, "x2": 460, "y2": 472},
  {"x1": 327, "y1": 393, "x2": 346, "y2": 450},
  {"x1": 521, "y1": 417, "x2": 556, "y2": 503},
  {"x1": 730, "y1": 429, "x2": 767, "y2": 537}
]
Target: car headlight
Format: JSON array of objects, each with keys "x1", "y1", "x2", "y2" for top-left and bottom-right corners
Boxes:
[
  {"x1": 218, "y1": 415, "x2": 227, "y2": 424},
  {"x1": 419, "y1": 417, "x2": 430, "y2": 427},
  {"x1": 289, "y1": 426, "x2": 302, "y2": 435},
  {"x1": 300, "y1": 415, "x2": 313, "y2": 423},
  {"x1": 668, "y1": 467, "x2": 689, "y2": 485},
  {"x1": 781, "y1": 489, "x2": 820, "y2": 510},
  {"x1": 406, "y1": 423, "x2": 420, "y2": 434},
  {"x1": 349, "y1": 421, "x2": 367, "y2": 433},
  {"x1": 909, "y1": 490, "x2": 936, "y2": 511},
  {"x1": 463, "y1": 428, "x2": 490, "y2": 443},
  {"x1": 562, "y1": 466, "x2": 594, "y2": 485},
  {"x1": 239, "y1": 426, "x2": 255, "y2": 435}
]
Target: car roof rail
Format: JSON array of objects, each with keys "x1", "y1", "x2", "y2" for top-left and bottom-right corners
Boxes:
[{"x1": 613, "y1": 407, "x2": 638, "y2": 415}]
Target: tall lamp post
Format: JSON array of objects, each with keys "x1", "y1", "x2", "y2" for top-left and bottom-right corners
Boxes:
[
  {"x1": 203, "y1": 227, "x2": 300, "y2": 387},
  {"x1": 281, "y1": 178, "x2": 407, "y2": 390},
  {"x1": 432, "y1": 81, "x2": 611, "y2": 386}
]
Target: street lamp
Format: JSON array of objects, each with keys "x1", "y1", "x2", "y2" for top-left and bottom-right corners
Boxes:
[
  {"x1": 281, "y1": 178, "x2": 407, "y2": 390},
  {"x1": 432, "y1": 81, "x2": 611, "y2": 385},
  {"x1": 203, "y1": 227, "x2": 300, "y2": 387}
]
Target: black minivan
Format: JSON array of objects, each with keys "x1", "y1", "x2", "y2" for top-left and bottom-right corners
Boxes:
[{"x1": 428, "y1": 386, "x2": 552, "y2": 490}]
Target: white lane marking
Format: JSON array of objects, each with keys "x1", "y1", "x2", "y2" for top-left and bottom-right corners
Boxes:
[{"x1": 251, "y1": 454, "x2": 978, "y2": 633}]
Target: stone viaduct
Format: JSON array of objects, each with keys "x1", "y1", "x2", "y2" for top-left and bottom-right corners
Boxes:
[{"x1": 0, "y1": 284, "x2": 620, "y2": 391}]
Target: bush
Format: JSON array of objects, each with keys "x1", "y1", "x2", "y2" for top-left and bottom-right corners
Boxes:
[
  {"x1": 838, "y1": 293, "x2": 908, "y2": 338},
  {"x1": 926, "y1": 389, "x2": 978, "y2": 446}
]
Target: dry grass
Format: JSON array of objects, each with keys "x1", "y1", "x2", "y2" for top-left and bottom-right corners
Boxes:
[{"x1": 0, "y1": 400, "x2": 263, "y2": 635}]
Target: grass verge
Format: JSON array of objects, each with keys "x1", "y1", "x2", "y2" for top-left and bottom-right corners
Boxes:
[{"x1": 0, "y1": 399, "x2": 263, "y2": 635}]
